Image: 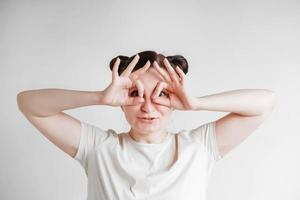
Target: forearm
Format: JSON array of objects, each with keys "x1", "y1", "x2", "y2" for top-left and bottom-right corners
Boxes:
[
  {"x1": 17, "y1": 88, "x2": 105, "y2": 117},
  {"x1": 192, "y1": 89, "x2": 276, "y2": 116}
]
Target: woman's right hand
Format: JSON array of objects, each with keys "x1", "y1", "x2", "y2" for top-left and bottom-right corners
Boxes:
[{"x1": 102, "y1": 54, "x2": 150, "y2": 107}]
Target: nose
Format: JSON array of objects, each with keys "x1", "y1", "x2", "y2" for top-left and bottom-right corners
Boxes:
[{"x1": 141, "y1": 97, "x2": 155, "y2": 113}]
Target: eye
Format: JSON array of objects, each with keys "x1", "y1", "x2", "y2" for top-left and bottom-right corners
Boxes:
[
  {"x1": 130, "y1": 90, "x2": 139, "y2": 97},
  {"x1": 159, "y1": 90, "x2": 169, "y2": 97}
]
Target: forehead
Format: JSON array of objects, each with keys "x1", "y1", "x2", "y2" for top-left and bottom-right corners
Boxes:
[
  {"x1": 139, "y1": 67, "x2": 164, "y2": 83},
  {"x1": 137, "y1": 67, "x2": 165, "y2": 87}
]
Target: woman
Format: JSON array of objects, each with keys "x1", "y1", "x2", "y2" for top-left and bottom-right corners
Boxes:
[{"x1": 17, "y1": 50, "x2": 276, "y2": 200}]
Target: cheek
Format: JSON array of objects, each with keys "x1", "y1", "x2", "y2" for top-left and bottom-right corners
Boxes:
[
  {"x1": 157, "y1": 106, "x2": 173, "y2": 117},
  {"x1": 122, "y1": 106, "x2": 139, "y2": 120},
  {"x1": 123, "y1": 105, "x2": 172, "y2": 119}
]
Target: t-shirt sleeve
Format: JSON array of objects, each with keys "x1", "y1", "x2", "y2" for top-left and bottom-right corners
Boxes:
[
  {"x1": 190, "y1": 121, "x2": 222, "y2": 162},
  {"x1": 73, "y1": 121, "x2": 110, "y2": 170}
]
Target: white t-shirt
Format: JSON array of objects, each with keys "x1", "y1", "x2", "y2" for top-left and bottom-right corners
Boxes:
[{"x1": 74, "y1": 120, "x2": 221, "y2": 200}]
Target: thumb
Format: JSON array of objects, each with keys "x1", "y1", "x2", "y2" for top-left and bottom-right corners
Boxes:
[
  {"x1": 127, "y1": 97, "x2": 144, "y2": 105},
  {"x1": 152, "y1": 97, "x2": 171, "y2": 107}
]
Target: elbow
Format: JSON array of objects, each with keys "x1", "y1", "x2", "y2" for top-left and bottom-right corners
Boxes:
[
  {"x1": 17, "y1": 91, "x2": 27, "y2": 114},
  {"x1": 263, "y1": 90, "x2": 277, "y2": 113},
  {"x1": 269, "y1": 90, "x2": 277, "y2": 109}
]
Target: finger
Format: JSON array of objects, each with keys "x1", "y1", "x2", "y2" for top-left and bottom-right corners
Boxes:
[
  {"x1": 130, "y1": 60, "x2": 151, "y2": 80},
  {"x1": 153, "y1": 61, "x2": 171, "y2": 82},
  {"x1": 112, "y1": 57, "x2": 120, "y2": 81},
  {"x1": 175, "y1": 65, "x2": 185, "y2": 83},
  {"x1": 124, "y1": 78, "x2": 134, "y2": 88},
  {"x1": 122, "y1": 54, "x2": 140, "y2": 77},
  {"x1": 163, "y1": 58, "x2": 180, "y2": 83},
  {"x1": 127, "y1": 96, "x2": 144, "y2": 106},
  {"x1": 152, "y1": 96, "x2": 171, "y2": 107},
  {"x1": 152, "y1": 81, "x2": 168, "y2": 99},
  {"x1": 135, "y1": 79, "x2": 144, "y2": 98}
]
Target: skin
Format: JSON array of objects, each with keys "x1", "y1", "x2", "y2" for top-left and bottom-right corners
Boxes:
[
  {"x1": 103, "y1": 55, "x2": 276, "y2": 157},
  {"x1": 16, "y1": 53, "x2": 276, "y2": 159},
  {"x1": 118, "y1": 57, "x2": 198, "y2": 144},
  {"x1": 121, "y1": 67, "x2": 174, "y2": 144}
]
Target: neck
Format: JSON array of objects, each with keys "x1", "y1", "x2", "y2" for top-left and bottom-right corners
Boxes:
[{"x1": 128, "y1": 128, "x2": 169, "y2": 144}]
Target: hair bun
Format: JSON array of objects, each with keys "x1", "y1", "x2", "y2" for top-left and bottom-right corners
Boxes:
[
  {"x1": 109, "y1": 51, "x2": 189, "y2": 75},
  {"x1": 166, "y1": 55, "x2": 188, "y2": 74},
  {"x1": 109, "y1": 56, "x2": 130, "y2": 75}
]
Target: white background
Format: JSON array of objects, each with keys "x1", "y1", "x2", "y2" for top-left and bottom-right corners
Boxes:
[{"x1": 1, "y1": 0, "x2": 299, "y2": 199}]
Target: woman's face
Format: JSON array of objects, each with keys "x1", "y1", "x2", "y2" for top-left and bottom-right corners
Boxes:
[{"x1": 121, "y1": 67, "x2": 173, "y2": 135}]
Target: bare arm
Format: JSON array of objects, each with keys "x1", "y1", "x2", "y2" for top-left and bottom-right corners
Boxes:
[
  {"x1": 192, "y1": 89, "x2": 276, "y2": 116},
  {"x1": 192, "y1": 89, "x2": 277, "y2": 158},
  {"x1": 17, "y1": 89, "x2": 106, "y2": 158},
  {"x1": 17, "y1": 55, "x2": 150, "y2": 159},
  {"x1": 152, "y1": 59, "x2": 277, "y2": 159},
  {"x1": 17, "y1": 88, "x2": 104, "y2": 117}
]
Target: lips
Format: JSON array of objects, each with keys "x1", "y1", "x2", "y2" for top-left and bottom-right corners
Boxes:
[
  {"x1": 137, "y1": 116, "x2": 158, "y2": 122},
  {"x1": 138, "y1": 117, "x2": 157, "y2": 120}
]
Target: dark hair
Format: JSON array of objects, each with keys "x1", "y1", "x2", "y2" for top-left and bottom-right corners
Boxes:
[{"x1": 109, "y1": 50, "x2": 189, "y2": 76}]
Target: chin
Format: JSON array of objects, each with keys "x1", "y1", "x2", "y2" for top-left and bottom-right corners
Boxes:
[{"x1": 134, "y1": 125, "x2": 160, "y2": 134}]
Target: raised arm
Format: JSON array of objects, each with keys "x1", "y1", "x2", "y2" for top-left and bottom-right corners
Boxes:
[
  {"x1": 17, "y1": 89, "x2": 105, "y2": 158},
  {"x1": 152, "y1": 58, "x2": 277, "y2": 159},
  {"x1": 192, "y1": 89, "x2": 276, "y2": 158},
  {"x1": 16, "y1": 55, "x2": 150, "y2": 158}
]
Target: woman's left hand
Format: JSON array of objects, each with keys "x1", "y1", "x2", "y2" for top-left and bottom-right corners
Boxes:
[{"x1": 151, "y1": 58, "x2": 198, "y2": 111}]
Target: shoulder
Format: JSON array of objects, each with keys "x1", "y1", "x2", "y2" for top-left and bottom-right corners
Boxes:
[
  {"x1": 177, "y1": 121, "x2": 216, "y2": 144},
  {"x1": 80, "y1": 121, "x2": 119, "y2": 145}
]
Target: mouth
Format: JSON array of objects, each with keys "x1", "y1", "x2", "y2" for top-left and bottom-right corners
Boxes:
[{"x1": 137, "y1": 117, "x2": 157, "y2": 122}]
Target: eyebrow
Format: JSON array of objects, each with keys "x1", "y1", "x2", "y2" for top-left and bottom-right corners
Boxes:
[
  {"x1": 129, "y1": 87, "x2": 169, "y2": 94},
  {"x1": 129, "y1": 87, "x2": 138, "y2": 91}
]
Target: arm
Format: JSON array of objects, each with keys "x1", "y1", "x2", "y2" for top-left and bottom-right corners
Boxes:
[
  {"x1": 17, "y1": 89, "x2": 104, "y2": 117},
  {"x1": 152, "y1": 59, "x2": 277, "y2": 159},
  {"x1": 192, "y1": 89, "x2": 276, "y2": 116},
  {"x1": 17, "y1": 55, "x2": 150, "y2": 159},
  {"x1": 17, "y1": 89, "x2": 105, "y2": 158},
  {"x1": 192, "y1": 89, "x2": 277, "y2": 158}
]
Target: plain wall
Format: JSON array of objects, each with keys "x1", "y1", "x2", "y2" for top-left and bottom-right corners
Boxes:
[{"x1": 1, "y1": 0, "x2": 299, "y2": 199}]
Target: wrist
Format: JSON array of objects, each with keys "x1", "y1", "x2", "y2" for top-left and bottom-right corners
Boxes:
[
  {"x1": 94, "y1": 90, "x2": 107, "y2": 105},
  {"x1": 189, "y1": 96, "x2": 201, "y2": 111}
]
